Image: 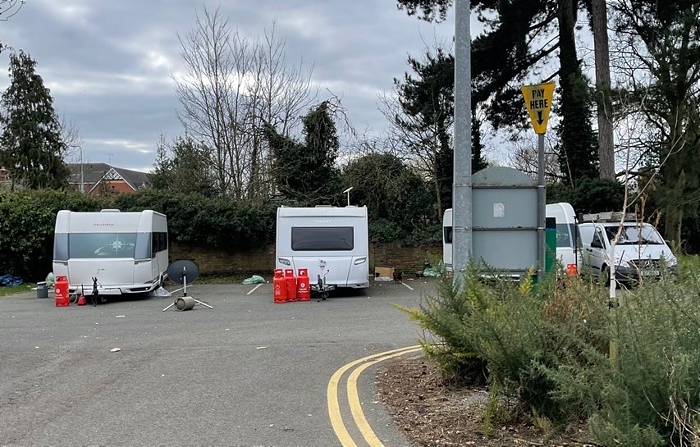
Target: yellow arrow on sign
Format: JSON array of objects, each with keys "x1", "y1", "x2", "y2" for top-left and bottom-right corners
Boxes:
[{"x1": 521, "y1": 82, "x2": 555, "y2": 135}]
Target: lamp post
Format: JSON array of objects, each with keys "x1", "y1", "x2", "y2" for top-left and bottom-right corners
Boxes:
[
  {"x1": 79, "y1": 146, "x2": 84, "y2": 193},
  {"x1": 453, "y1": 0, "x2": 473, "y2": 286},
  {"x1": 343, "y1": 187, "x2": 353, "y2": 206}
]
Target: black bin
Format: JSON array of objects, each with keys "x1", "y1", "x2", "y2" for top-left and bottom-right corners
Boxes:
[{"x1": 36, "y1": 281, "x2": 48, "y2": 299}]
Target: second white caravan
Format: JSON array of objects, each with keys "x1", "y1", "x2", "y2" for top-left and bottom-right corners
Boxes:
[
  {"x1": 443, "y1": 203, "x2": 580, "y2": 274},
  {"x1": 276, "y1": 205, "x2": 369, "y2": 292},
  {"x1": 545, "y1": 202, "x2": 580, "y2": 274}
]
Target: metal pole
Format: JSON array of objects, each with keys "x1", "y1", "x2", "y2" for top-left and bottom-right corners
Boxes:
[
  {"x1": 80, "y1": 146, "x2": 84, "y2": 193},
  {"x1": 537, "y1": 133, "x2": 546, "y2": 281},
  {"x1": 453, "y1": 0, "x2": 473, "y2": 286}
]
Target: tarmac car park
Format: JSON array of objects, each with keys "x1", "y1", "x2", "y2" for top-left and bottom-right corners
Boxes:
[{"x1": 0, "y1": 277, "x2": 435, "y2": 447}]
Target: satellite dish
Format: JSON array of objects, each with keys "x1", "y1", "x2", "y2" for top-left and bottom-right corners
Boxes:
[
  {"x1": 167, "y1": 259, "x2": 200, "y2": 285},
  {"x1": 162, "y1": 260, "x2": 212, "y2": 312}
]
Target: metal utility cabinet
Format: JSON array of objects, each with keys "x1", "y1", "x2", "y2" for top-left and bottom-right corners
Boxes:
[{"x1": 472, "y1": 166, "x2": 539, "y2": 279}]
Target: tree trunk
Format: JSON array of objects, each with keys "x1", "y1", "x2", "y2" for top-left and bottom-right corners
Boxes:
[
  {"x1": 590, "y1": 0, "x2": 615, "y2": 180},
  {"x1": 664, "y1": 205, "x2": 683, "y2": 251},
  {"x1": 557, "y1": 0, "x2": 599, "y2": 186}
]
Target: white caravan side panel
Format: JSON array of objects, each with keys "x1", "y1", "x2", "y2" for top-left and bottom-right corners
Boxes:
[
  {"x1": 442, "y1": 208, "x2": 453, "y2": 271},
  {"x1": 545, "y1": 202, "x2": 580, "y2": 272},
  {"x1": 276, "y1": 206, "x2": 369, "y2": 289}
]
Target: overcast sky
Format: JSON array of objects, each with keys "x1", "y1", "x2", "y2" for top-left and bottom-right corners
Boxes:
[{"x1": 0, "y1": 0, "x2": 459, "y2": 172}]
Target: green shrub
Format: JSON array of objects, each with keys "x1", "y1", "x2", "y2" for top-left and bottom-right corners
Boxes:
[
  {"x1": 406, "y1": 262, "x2": 700, "y2": 445},
  {"x1": 397, "y1": 265, "x2": 487, "y2": 385},
  {"x1": 0, "y1": 190, "x2": 102, "y2": 280},
  {"x1": 114, "y1": 190, "x2": 276, "y2": 250},
  {"x1": 0, "y1": 189, "x2": 278, "y2": 280}
]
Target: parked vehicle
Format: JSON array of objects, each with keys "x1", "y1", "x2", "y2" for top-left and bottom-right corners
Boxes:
[
  {"x1": 53, "y1": 209, "x2": 169, "y2": 296},
  {"x1": 443, "y1": 203, "x2": 580, "y2": 275},
  {"x1": 276, "y1": 205, "x2": 369, "y2": 292},
  {"x1": 442, "y1": 208, "x2": 454, "y2": 272},
  {"x1": 545, "y1": 202, "x2": 581, "y2": 275},
  {"x1": 578, "y1": 211, "x2": 677, "y2": 285}
]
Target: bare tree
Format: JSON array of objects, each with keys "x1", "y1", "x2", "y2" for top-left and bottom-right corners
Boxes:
[
  {"x1": 59, "y1": 115, "x2": 83, "y2": 163},
  {"x1": 0, "y1": 0, "x2": 24, "y2": 21},
  {"x1": 508, "y1": 134, "x2": 561, "y2": 183},
  {"x1": 609, "y1": 1, "x2": 700, "y2": 247},
  {"x1": 174, "y1": 7, "x2": 317, "y2": 201},
  {"x1": 378, "y1": 90, "x2": 446, "y2": 212}
]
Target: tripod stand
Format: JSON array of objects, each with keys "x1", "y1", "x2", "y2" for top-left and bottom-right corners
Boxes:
[{"x1": 162, "y1": 260, "x2": 212, "y2": 312}]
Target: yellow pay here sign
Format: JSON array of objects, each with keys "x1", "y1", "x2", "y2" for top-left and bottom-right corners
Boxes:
[{"x1": 521, "y1": 82, "x2": 555, "y2": 134}]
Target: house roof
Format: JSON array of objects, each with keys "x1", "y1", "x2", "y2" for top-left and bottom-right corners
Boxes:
[{"x1": 67, "y1": 163, "x2": 150, "y2": 190}]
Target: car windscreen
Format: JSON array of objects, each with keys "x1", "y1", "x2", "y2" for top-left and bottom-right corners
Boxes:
[
  {"x1": 291, "y1": 227, "x2": 354, "y2": 251},
  {"x1": 604, "y1": 224, "x2": 665, "y2": 245}
]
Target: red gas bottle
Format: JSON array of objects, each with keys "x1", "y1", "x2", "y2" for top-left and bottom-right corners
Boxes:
[
  {"x1": 273, "y1": 269, "x2": 287, "y2": 303},
  {"x1": 284, "y1": 269, "x2": 297, "y2": 301},
  {"x1": 54, "y1": 275, "x2": 70, "y2": 307},
  {"x1": 297, "y1": 268, "x2": 310, "y2": 301}
]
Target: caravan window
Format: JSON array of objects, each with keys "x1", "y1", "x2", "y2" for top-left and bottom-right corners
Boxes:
[
  {"x1": 556, "y1": 224, "x2": 578, "y2": 248},
  {"x1": 151, "y1": 232, "x2": 168, "y2": 256},
  {"x1": 444, "y1": 226, "x2": 453, "y2": 244},
  {"x1": 69, "y1": 233, "x2": 137, "y2": 258},
  {"x1": 291, "y1": 227, "x2": 354, "y2": 251}
]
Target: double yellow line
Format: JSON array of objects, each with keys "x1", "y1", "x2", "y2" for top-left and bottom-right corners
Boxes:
[{"x1": 327, "y1": 345, "x2": 423, "y2": 447}]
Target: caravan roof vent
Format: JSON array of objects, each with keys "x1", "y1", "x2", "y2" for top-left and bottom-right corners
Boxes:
[
  {"x1": 581, "y1": 211, "x2": 636, "y2": 222},
  {"x1": 100, "y1": 209, "x2": 121, "y2": 212}
]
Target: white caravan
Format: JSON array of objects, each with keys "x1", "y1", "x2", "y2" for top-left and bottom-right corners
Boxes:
[
  {"x1": 442, "y1": 208, "x2": 454, "y2": 271},
  {"x1": 53, "y1": 209, "x2": 169, "y2": 295},
  {"x1": 276, "y1": 205, "x2": 369, "y2": 292},
  {"x1": 443, "y1": 203, "x2": 580, "y2": 274}
]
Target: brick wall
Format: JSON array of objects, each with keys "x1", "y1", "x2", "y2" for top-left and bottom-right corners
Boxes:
[{"x1": 169, "y1": 242, "x2": 443, "y2": 276}]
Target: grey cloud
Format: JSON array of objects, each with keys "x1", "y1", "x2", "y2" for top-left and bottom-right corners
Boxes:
[{"x1": 2, "y1": 0, "x2": 453, "y2": 171}]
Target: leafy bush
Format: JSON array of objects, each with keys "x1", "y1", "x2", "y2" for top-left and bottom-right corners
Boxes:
[
  {"x1": 405, "y1": 264, "x2": 700, "y2": 445},
  {"x1": 0, "y1": 189, "x2": 101, "y2": 280},
  {"x1": 573, "y1": 276, "x2": 700, "y2": 447},
  {"x1": 398, "y1": 264, "x2": 491, "y2": 386},
  {"x1": 113, "y1": 190, "x2": 276, "y2": 250},
  {"x1": 0, "y1": 189, "x2": 278, "y2": 280},
  {"x1": 547, "y1": 177, "x2": 625, "y2": 215}
]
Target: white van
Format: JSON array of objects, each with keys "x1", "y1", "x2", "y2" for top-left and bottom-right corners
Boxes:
[
  {"x1": 545, "y1": 202, "x2": 580, "y2": 275},
  {"x1": 276, "y1": 205, "x2": 369, "y2": 292},
  {"x1": 443, "y1": 203, "x2": 580, "y2": 274},
  {"x1": 53, "y1": 209, "x2": 169, "y2": 296},
  {"x1": 578, "y1": 212, "x2": 678, "y2": 285}
]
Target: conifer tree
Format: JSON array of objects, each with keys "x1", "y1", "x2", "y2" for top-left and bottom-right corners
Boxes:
[
  {"x1": 0, "y1": 51, "x2": 70, "y2": 190},
  {"x1": 265, "y1": 101, "x2": 342, "y2": 205}
]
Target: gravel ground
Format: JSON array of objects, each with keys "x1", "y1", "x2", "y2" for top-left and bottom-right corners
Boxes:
[{"x1": 376, "y1": 356, "x2": 597, "y2": 447}]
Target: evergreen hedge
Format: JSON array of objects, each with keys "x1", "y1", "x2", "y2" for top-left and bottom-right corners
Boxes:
[
  {"x1": 0, "y1": 189, "x2": 439, "y2": 282},
  {"x1": 0, "y1": 189, "x2": 276, "y2": 281}
]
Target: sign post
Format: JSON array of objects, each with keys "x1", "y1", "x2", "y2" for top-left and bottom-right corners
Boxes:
[{"x1": 521, "y1": 82, "x2": 555, "y2": 282}]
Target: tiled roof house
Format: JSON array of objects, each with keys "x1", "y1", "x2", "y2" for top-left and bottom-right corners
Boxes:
[{"x1": 67, "y1": 163, "x2": 150, "y2": 196}]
